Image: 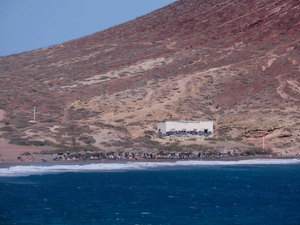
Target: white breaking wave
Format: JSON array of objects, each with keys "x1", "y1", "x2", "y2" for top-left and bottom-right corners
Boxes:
[{"x1": 0, "y1": 158, "x2": 299, "y2": 177}]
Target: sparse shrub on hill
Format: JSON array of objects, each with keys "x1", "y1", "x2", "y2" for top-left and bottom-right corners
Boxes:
[
  {"x1": 0, "y1": 119, "x2": 10, "y2": 125},
  {"x1": 28, "y1": 128, "x2": 40, "y2": 133},
  {"x1": 68, "y1": 107, "x2": 99, "y2": 121},
  {"x1": 205, "y1": 136, "x2": 242, "y2": 142},
  {"x1": 100, "y1": 141, "x2": 112, "y2": 147},
  {"x1": 216, "y1": 129, "x2": 232, "y2": 137},
  {"x1": 44, "y1": 140, "x2": 54, "y2": 146},
  {"x1": 144, "y1": 130, "x2": 156, "y2": 137},
  {"x1": 0, "y1": 126, "x2": 14, "y2": 132},
  {"x1": 127, "y1": 122, "x2": 142, "y2": 128},
  {"x1": 0, "y1": 131, "x2": 25, "y2": 140},
  {"x1": 80, "y1": 145, "x2": 101, "y2": 151},
  {"x1": 244, "y1": 147, "x2": 273, "y2": 156},
  {"x1": 113, "y1": 125, "x2": 129, "y2": 133},
  {"x1": 8, "y1": 111, "x2": 31, "y2": 128},
  {"x1": 34, "y1": 125, "x2": 51, "y2": 133},
  {"x1": 93, "y1": 121, "x2": 114, "y2": 128},
  {"x1": 110, "y1": 140, "x2": 134, "y2": 148},
  {"x1": 8, "y1": 137, "x2": 51, "y2": 146},
  {"x1": 30, "y1": 141, "x2": 45, "y2": 146},
  {"x1": 78, "y1": 136, "x2": 96, "y2": 144},
  {"x1": 134, "y1": 136, "x2": 161, "y2": 148},
  {"x1": 92, "y1": 121, "x2": 129, "y2": 133},
  {"x1": 14, "y1": 119, "x2": 29, "y2": 129},
  {"x1": 162, "y1": 142, "x2": 181, "y2": 152},
  {"x1": 274, "y1": 141, "x2": 293, "y2": 148},
  {"x1": 182, "y1": 144, "x2": 213, "y2": 152},
  {"x1": 8, "y1": 138, "x2": 29, "y2": 145},
  {"x1": 55, "y1": 125, "x2": 93, "y2": 137}
]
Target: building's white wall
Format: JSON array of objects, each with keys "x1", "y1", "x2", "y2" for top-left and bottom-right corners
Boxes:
[
  {"x1": 157, "y1": 121, "x2": 213, "y2": 134},
  {"x1": 157, "y1": 122, "x2": 167, "y2": 133},
  {"x1": 199, "y1": 121, "x2": 213, "y2": 132},
  {"x1": 165, "y1": 121, "x2": 178, "y2": 131}
]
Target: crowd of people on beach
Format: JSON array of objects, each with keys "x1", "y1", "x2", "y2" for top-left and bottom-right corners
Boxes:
[
  {"x1": 52, "y1": 151, "x2": 195, "y2": 161},
  {"x1": 50, "y1": 149, "x2": 244, "y2": 162},
  {"x1": 17, "y1": 155, "x2": 36, "y2": 162},
  {"x1": 2, "y1": 148, "x2": 299, "y2": 164}
]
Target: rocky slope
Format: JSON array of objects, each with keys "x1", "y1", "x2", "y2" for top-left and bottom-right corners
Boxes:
[{"x1": 0, "y1": 0, "x2": 299, "y2": 153}]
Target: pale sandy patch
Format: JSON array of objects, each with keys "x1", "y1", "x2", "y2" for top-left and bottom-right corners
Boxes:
[{"x1": 60, "y1": 57, "x2": 173, "y2": 88}]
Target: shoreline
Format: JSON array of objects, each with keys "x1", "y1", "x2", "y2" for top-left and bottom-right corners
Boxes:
[
  {"x1": 1, "y1": 139, "x2": 299, "y2": 168},
  {"x1": 1, "y1": 155, "x2": 299, "y2": 168}
]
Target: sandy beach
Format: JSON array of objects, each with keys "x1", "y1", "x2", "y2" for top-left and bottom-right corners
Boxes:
[{"x1": 1, "y1": 136, "x2": 299, "y2": 168}]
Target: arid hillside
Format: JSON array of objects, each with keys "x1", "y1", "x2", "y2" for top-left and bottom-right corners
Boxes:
[{"x1": 0, "y1": 0, "x2": 299, "y2": 153}]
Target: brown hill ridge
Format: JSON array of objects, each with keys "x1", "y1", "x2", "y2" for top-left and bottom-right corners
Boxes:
[{"x1": 0, "y1": 0, "x2": 300, "y2": 154}]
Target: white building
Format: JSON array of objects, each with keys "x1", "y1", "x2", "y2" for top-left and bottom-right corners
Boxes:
[{"x1": 157, "y1": 120, "x2": 213, "y2": 135}]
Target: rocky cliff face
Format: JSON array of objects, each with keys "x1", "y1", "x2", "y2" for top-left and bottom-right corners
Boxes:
[{"x1": 0, "y1": 0, "x2": 299, "y2": 152}]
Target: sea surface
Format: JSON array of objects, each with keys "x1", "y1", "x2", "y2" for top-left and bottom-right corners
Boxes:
[{"x1": 0, "y1": 159, "x2": 300, "y2": 225}]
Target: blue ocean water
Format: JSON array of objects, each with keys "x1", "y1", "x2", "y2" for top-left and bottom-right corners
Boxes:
[{"x1": 0, "y1": 159, "x2": 300, "y2": 225}]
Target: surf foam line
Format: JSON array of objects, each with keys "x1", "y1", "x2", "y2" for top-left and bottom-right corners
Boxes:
[{"x1": 0, "y1": 158, "x2": 299, "y2": 177}]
